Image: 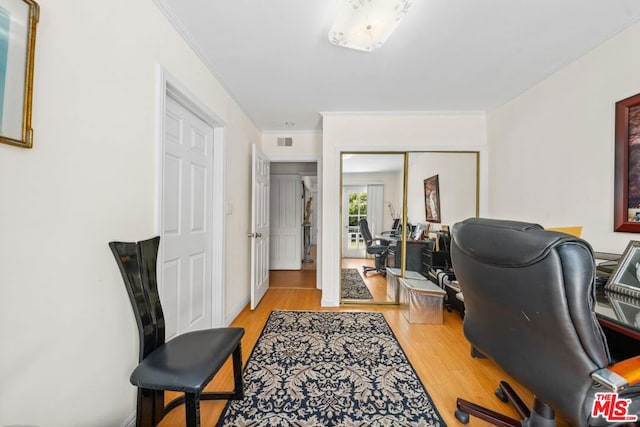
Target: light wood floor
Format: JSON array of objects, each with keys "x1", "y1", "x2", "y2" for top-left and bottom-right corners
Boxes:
[
  {"x1": 158, "y1": 285, "x2": 571, "y2": 426},
  {"x1": 269, "y1": 245, "x2": 317, "y2": 289}
]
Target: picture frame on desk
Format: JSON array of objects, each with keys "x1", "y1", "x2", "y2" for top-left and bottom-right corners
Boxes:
[
  {"x1": 614, "y1": 91, "x2": 640, "y2": 232},
  {"x1": 605, "y1": 240, "x2": 640, "y2": 297},
  {"x1": 412, "y1": 223, "x2": 429, "y2": 241},
  {"x1": 610, "y1": 293, "x2": 640, "y2": 328}
]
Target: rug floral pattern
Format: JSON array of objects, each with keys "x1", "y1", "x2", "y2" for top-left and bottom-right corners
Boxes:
[
  {"x1": 341, "y1": 268, "x2": 373, "y2": 300},
  {"x1": 217, "y1": 311, "x2": 445, "y2": 426}
]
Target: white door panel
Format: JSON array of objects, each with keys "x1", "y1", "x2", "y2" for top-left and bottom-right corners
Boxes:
[
  {"x1": 163, "y1": 155, "x2": 181, "y2": 233},
  {"x1": 270, "y1": 175, "x2": 302, "y2": 270},
  {"x1": 161, "y1": 259, "x2": 180, "y2": 339},
  {"x1": 162, "y1": 96, "x2": 214, "y2": 338}
]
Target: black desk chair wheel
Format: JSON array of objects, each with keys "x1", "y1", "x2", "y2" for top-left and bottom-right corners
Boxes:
[
  {"x1": 450, "y1": 218, "x2": 640, "y2": 427},
  {"x1": 110, "y1": 237, "x2": 244, "y2": 427}
]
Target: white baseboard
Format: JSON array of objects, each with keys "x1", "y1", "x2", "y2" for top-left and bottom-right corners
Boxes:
[
  {"x1": 321, "y1": 297, "x2": 340, "y2": 307},
  {"x1": 121, "y1": 412, "x2": 135, "y2": 427}
]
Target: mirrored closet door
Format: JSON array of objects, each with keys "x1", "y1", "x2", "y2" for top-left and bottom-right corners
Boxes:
[
  {"x1": 340, "y1": 153, "x2": 405, "y2": 303},
  {"x1": 340, "y1": 151, "x2": 479, "y2": 305}
]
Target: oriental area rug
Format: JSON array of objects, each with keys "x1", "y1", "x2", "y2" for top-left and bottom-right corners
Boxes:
[
  {"x1": 340, "y1": 268, "x2": 374, "y2": 300},
  {"x1": 217, "y1": 310, "x2": 445, "y2": 426}
]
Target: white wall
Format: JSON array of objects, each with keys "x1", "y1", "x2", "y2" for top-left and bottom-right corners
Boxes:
[
  {"x1": 321, "y1": 113, "x2": 488, "y2": 306},
  {"x1": 261, "y1": 131, "x2": 322, "y2": 160},
  {"x1": 406, "y1": 152, "x2": 478, "y2": 227},
  {"x1": 0, "y1": 1, "x2": 258, "y2": 425},
  {"x1": 487, "y1": 20, "x2": 640, "y2": 253}
]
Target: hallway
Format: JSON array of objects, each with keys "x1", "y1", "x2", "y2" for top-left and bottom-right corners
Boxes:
[{"x1": 269, "y1": 245, "x2": 317, "y2": 289}]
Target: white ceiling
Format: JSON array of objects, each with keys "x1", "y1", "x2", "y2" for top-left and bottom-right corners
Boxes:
[{"x1": 154, "y1": 0, "x2": 640, "y2": 132}]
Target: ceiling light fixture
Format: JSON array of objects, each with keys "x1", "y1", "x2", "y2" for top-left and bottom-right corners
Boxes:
[{"x1": 328, "y1": 0, "x2": 414, "y2": 52}]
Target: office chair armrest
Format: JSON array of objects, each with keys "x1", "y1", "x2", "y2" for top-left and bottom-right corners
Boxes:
[
  {"x1": 592, "y1": 355, "x2": 640, "y2": 392},
  {"x1": 609, "y1": 355, "x2": 640, "y2": 386}
]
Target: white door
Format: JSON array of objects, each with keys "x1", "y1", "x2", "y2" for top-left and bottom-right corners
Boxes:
[
  {"x1": 342, "y1": 185, "x2": 367, "y2": 258},
  {"x1": 161, "y1": 96, "x2": 213, "y2": 339},
  {"x1": 250, "y1": 144, "x2": 270, "y2": 309},
  {"x1": 270, "y1": 175, "x2": 302, "y2": 270}
]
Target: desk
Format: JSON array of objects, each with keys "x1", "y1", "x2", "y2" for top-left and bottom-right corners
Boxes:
[
  {"x1": 379, "y1": 231, "x2": 399, "y2": 240},
  {"x1": 594, "y1": 290, "x2": 640, "y2": 360},
  {"x1": 378, "y1": 232, "x2": 432, "y2": 271},
  {"x1": 594, "y1": 290, "x2": 640, "y2": 340}
]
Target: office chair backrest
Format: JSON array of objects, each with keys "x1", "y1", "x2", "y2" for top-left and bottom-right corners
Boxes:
[
  {"x1": 359, "y1": 218, "x2": 373, "y2": 247},
  {"x1": 451, "y1": 218, "x2": 610, "y2": 426},
  {"x1": 110, "y1": 236, "x2": 165, "y2": 362}
]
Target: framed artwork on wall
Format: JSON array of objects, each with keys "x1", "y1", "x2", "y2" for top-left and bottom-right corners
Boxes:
[
  {"x1": 0, "y1": 0, "x2": 39, "y2": 148},
  {"x1": 615, "y1": 92, "x2": 640, "y2": 232},
  {"x1": 424, "y1": 174, "x2": 441, "y2": 223}
]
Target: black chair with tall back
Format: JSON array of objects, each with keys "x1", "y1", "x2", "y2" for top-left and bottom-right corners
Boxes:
[
  {"x1": 110, "y1": 237, "x2": 244, "y2": 427},
  {"x1": 359, "y1": 218, "x2": 389, "y2": 276},
  {"x1": 451, "y1": 218, "x2": 640, "y2": 427}
]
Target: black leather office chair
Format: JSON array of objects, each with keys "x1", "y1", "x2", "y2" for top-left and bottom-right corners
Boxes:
[
  {"x1": 110, "y1": 237, "x2": 244, "y2": 427},
  {"x1": 450, "y1": 218, "x2": 640, "y2": 427},
  {"x1": 359, "y1": 218, "x2": 389, "y2": 276}
]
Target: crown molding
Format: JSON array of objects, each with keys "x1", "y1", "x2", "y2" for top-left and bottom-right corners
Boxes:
[{"x1": 320, "y1": 110, "x2": 486, "y2": 118}]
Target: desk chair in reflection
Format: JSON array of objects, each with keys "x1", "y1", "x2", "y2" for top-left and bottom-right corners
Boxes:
[
  {"x1": 359, "y1": 218, "x2": 389, "y2": 277},
  {"x1": 451, "y1": 218, "x2": 640, "y2": 427}
]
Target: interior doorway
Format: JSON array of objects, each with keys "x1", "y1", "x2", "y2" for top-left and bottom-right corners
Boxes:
[
  {"x1": 269, "y1": 161, "x2": 319, "y2": 289},
  {"x1": 158, "y1": 76, "x2": 226, "y2": 335}
]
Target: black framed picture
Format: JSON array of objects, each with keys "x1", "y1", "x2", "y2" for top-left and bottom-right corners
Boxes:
[{"x1": 606, "y1": 240, "x2": 640, "y2": 296}]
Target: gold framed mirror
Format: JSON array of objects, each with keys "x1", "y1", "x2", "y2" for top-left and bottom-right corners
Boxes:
[
  {"x1": 340, "y1": 150, "x2": 480, "y2": 305},
  {"x1": 340, "y1": 152, "x2": 406, "y2": 304},
  {"x1": 0, "y1": 0, "x2": 39, "y2": 148}
]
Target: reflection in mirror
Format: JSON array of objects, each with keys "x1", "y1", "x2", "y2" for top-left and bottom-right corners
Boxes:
[
  {"x1": 403, "y1": 151, "x2": 478, "y2": 314},
  {"x1": 406, "y1": 152, "x2": 478, "y2": 230},
  {"x1": 340, "y1": 151, "x2": 479, "y2": 306},
  {"x1": 340, "y1": 153, "x2": 405, "y2": 304}
]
